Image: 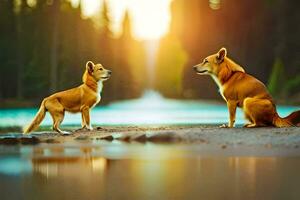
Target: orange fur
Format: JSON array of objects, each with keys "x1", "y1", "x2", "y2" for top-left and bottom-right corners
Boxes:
[
  {"x1": 23, "y1": 61, "x2": 111, "y2": 134},
  {"x1": 194, "y1": 47, "x2": 300, "y2": 128}
]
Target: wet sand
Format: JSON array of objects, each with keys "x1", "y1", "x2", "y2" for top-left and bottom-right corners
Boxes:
[{"x1": 1, "y1": 125, "x2": 300, "y2": 154}]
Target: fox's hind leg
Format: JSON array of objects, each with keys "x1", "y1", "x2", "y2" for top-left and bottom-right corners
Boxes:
[
  {"x1": 243, "y1": 112, "x2": 254, "y2": 127},
  {"x1": 243, "y1": 97, "x2": 275, "y2": 128},
  {"x1": 51, "y1": 112, "x2": 65, "y2": 133},
  {"x1": 46, "y1": 98, "x2": 67, "y2": 134}
]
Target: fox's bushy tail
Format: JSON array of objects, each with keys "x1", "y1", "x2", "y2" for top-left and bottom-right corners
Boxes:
[
  {"x1": 23, "y1": 100, "x2": 47, "y2": 134},
  {"x1": 273, "y1": 110, "x2": 300, "y2": 127}
]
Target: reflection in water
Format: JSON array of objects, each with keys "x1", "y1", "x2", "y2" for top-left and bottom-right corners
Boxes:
[
  {"x1": 32, "y1": 156, "x2": 107, "y2": 178},
  {"x1": 31, "y1": 147, "x2": 108, "y2": 178},
  {"x1": 0, "y1": 145, "x2": 300, "y2": 200}
]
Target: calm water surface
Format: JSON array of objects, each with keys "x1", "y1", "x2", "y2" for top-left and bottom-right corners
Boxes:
[
  {"x1": 1, "y1": 91, "x2": 299, "y2": 127},
  {"x1": 0, "y1": 141, "x2": 300, "y2": 200},
  {"x1": 1, "y1": 91, "x2": 300, "y2": 200}
]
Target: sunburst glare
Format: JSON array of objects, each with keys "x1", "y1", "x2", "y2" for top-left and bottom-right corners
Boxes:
[{"x1": 71, "y1": 0, "x2": 172, "y2": 40}]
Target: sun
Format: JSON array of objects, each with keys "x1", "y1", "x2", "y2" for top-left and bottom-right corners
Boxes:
[
  {"x1": 71, "y1": 0, "x2": 101, "y2": 17},
  {"x1": 125, "y1": 0, "x2": 172, "y2": 40},
  {"x1": 71, "y1": 0, "x2": 172, "y2": 40}
]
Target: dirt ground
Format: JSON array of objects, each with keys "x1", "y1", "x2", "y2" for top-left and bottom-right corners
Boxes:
[{"x1": 1, "y1": 125, "x2": 300, "y2": 150}]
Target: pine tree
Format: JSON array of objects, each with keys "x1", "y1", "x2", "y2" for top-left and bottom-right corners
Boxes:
[
  {"x1": 49, "y1": 0, "x2": 60, "y2": 93},
  {"x1": 99, "y1": 0, "x2": 111, "y2": 37},
  {"x1": 16, "y1": 0, "x2": 29, "y2": 99},
  {"x1": 97, "y1": 0, "x2": 113, "y2": 66},
  {"x1": 121, "y1": 11, "x2": 132, "y2": 39}
]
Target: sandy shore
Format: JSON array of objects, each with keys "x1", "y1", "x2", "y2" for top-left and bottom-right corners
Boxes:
[{"x1": 0, "y1": 125, "x2": 300, "y2": 150}]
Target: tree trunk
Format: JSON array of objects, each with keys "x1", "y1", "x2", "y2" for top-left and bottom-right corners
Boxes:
[
  {"x1": 0, "y1": 77, "x2": 2, "y2": 101},
  {"x1": 16, "y1": 0, "x2": 27, "y2": 99},
  {"x1": 50, "y1": 0, "x2": 60, "y2": 93}
]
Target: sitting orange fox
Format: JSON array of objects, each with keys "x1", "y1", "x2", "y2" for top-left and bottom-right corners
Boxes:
[
  {"x1": 194, "y1": 47, "x2": 300, "y2": 128},
  {"x1": 23, "y1": 61, "x2": 111, "y2": 134}
]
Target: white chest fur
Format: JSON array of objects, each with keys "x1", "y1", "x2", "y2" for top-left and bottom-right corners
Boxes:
[
  {"x1": 98, "y1": 81, "x2": 103, "y2": 93},
  {"x1": 211, "y1": 74, "x2": 226, "y2": 101},
  {"x1": 95, "y1": 81, "x2": 103, "y2": 104}
]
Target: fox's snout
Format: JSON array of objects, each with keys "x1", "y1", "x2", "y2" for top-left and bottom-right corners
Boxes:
[
  {"x1": 193, "y1": 64, "x2": 208, "y2": 74},
  {"x1": 193, "y1": 65, "x2": 198, "y2": 71}
]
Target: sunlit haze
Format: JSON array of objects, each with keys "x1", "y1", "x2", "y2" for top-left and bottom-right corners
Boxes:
[{"x1": 71, "y1": 0, "x2": 172, "y2": 40}]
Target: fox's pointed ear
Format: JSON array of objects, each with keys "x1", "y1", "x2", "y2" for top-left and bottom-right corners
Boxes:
[
  {"x1": 217, "y1": 47, "x2": 227, "y2": 63},
  {"x1": 86, "y1": 61, "x2": 94, "y2": 74}
]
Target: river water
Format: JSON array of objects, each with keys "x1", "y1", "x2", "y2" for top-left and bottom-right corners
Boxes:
[
  {"x1": 1, "y1": 91, "x2": 300, "y2": 200},
  {"x1": 0, "y1": 91, "x2": 298, "y2": 127},
  {"x1": 0, "y1": 141, "x2": 300, "y2": 200}
]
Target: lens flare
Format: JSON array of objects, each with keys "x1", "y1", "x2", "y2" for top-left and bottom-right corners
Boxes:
[{"x1": 71, "y1": 0, "x2": 172, "y2": 40}]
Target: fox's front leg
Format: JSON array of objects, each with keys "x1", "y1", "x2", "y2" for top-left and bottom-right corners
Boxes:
[
  {"x1": 81, "y1": 106, "x2": 93, "y2": 130},
  {"x1": 221, "y1": 100, "x2": 237, "y2": 128},
  {"x1": 81, "y1": 112, "x2": 86, "y2": 128},
  {"x1": 227, "y1": 101, "x2": 237, "y2": 127}
]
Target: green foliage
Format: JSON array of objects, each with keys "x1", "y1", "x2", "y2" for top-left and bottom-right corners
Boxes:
[
  {"x1": 173, "y1": 0, "x2": 300, "y2": 101},
  {"x1": 267, "y1": 58, "x2": 285, "y2": 96},
  {"x1": 267, "y1": 58, "x2": 300, "y2": 99},
  {"x1": 283, "y1": 75, "x2": 300, "y2": 99},
  {"x1": 0, "y1": 0, "x2": 145, "y2": 105},
  {"x1": 0, "y1": 0, "x2": 299, "y2": 104}
]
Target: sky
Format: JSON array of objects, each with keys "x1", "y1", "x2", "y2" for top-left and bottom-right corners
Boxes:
[{"x1": 70, "y1": 0, "x2": 172, "y2": 40}]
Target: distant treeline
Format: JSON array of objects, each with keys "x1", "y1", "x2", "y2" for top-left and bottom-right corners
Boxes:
[
  {"x1": 155, "y1": 0, "x2": 300, "y2": 103},
  {"x1": 0, "y1": 0, "x2": 146, "y2": 106},
  {"x1": 0, "y1": 0, "x2": 299, "y2": 107}
]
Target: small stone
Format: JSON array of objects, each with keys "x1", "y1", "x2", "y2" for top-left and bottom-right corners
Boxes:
[
  {"x1": 75, "y1": 135, "x2": 90, "y2": 140},
  {"x1": 45, "y1": 138, "x2": 59, "y2": 143},
  {"x1": 199, "y1": 138, "x2": 207, "y2": 143},
  {"x1": 20, "y1": 136, "x2": 40, "y2": 145},
  {"x1": 101, "y1": 135, "x2": 114, "y2": 141},
  {"x1": 132, "y1": 134, "x2": 147, "y2": 143},
  {"x1": 147, "y1": 133, "x2": 180, "y2": 143},
  {"x1": 117, "y1": 135, "x2": 131, "y2": 142},
  {"x1": 265, "y1": 144, "x2": 272, "y2": 149},
  {"x1": 0, "y1": 137, "x2": 19, "y2": 145},
  {"x1": 221, "y1": 144, "x2": 227, "y2": 149}
]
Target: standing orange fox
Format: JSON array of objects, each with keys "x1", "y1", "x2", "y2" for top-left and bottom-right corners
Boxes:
[
  {"x1": 23, "y1": 61, "x2": 111, "y2": 134},
  {"x1": 194, "y1": 47, "x2": 300, "y2": 128}
]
